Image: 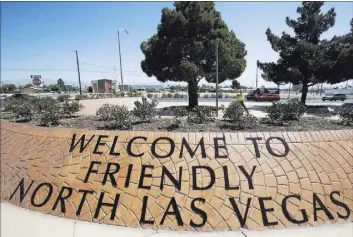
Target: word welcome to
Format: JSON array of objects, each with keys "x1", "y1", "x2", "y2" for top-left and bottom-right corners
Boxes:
[{"x1": 69, "y1": 134, "x2": 290, "y2": 158}]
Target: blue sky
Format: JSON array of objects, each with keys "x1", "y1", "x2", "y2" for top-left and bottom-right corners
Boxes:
[{"x1": 1, "y1": 1, "x2": 352, "y2": 88}]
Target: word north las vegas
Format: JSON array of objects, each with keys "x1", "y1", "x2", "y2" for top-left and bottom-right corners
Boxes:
[{"x1": 9, "y1": 134, "x2": 351, "y2": 228}]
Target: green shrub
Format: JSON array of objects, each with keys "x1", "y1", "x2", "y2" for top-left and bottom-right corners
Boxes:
[
  {"x1": 33, "y1": 97, "x2": 61, "y2": 126},
  {"x1": 187, "y1": 106, "x2": 213, "y2": 124},
  {"x1": 147, "y1": 93, "x2": 153, "y2": 98},
  {"x1": 153, "y1": 94, "x2": 159, "y2": 98},
  {"x1": 167, "y1": 93, "x2": 173, "y2": 98},
  {"x1": 119, "y1": 92, "x2": 125, "y2": 97},
  {"x1": 110, "y1": 105, "x2": 132, "y2": 129},
  {"x1": 57, "y1": 94, "x2": 70, "y2": 102},
  {"x1": 75, "y1": 94, "x2": 89, "y2": 100},
  {"x1": 161, "y1": 93, "x2": 168, "y2": 98},
  {"x1": 218, "y1": 93, "x2": 224, "y2": 98},
  {"x1": 169, "y1": 106, "x2": 188, "y2": 126},
  {"x1": 337, "y1": 106, "x2": 353, "y2": 125},
  {"x1": 61, "y1": 100, "x2": 84, "y2": 118},
  {"x1": 127, "y1": 92, "x2": 134, "y2": 97},
  {"x1": 5, "y1": 97, "x2": 34, "y2": 121},
  {"x1": 132, "y1": 100, "x2": 158, "y2": 121},
  {"x1": 96, "y1": 104, "x2": 115, "y2": 121},
  {"x1": 225, "y1": 94, "x2": 230, "y2": 98},
  {"x1": 211, "y1": 93, "x2": 216, "y2": 98},
  {"x1": 96, "y1": 104, "x2": 132, "y2": 129},
  {"x1": 223, "y1": 101, "x2": 247, "y2": 123},
  {"x1": 266, "y1": 99, "x2": 306, "y2": 121},
  {"x1": 203, "y1": 94, "x2": 209, "y2": 98}
]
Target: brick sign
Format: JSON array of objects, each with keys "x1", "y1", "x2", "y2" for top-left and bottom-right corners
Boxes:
[{"x1": 1, "y1": 121, "x2": 352, "y2": 231}]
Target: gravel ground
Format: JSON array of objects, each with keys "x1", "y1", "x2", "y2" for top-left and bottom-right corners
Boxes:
[{"x1": 1, "y1": 112, "x2": 351, "y2": 132}]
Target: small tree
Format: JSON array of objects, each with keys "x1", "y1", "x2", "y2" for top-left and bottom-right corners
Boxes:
[
  {"x1": 141, "y1": 2, "x2": 246, "y2": 108},
  {"x1": 87, "y1": 86, "x2": 93, "y2": 93},
  {"x1": 258, "y1": 2, "x2": 353, "y2": 104},
  {"x1": 230, "y1": 80, "x2": 241, "y2": 90},
  {"x1": 57, "y1": 78, "x2": 65, "y2": 90}
]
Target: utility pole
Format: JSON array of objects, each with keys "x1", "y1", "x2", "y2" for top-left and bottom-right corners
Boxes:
[
  {"x1": 256, "y1": 60, "x2": 259, "y2": 88},
  {"x1": 117, "y1": 28, "x2": 129, "y2": 92},
  {"x1": 288, "y1": 82, "x2": 291, "y2": 100},
  {"x1": 215, "y1": 40, "x2": 219, "y2": 117},
  {"x1": 75, "y1": 50, "x2": 82, "y2": 95}
]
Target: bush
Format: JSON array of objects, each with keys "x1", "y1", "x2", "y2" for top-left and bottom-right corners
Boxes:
[
  {"x1": 75, "y1": 94, "x2": 89, "y2": 100},
  {"x1": 33, "y1": 97, "x2": 61, "y2": 126},
  {"x1": 167, "y1": 93, "x2": 173, "y2": 98},
  {"x1": 61, "y1": 100, "x2": 84, "y2": 118},
  {"x1": 147, "y1": 93, "x2": 153, "y2": 98},
  {"x1": 337, "y1": 106, "x2": 353, "y2": 125},
  {"x1": 203, "y1": 94, "x2": 209, "y2": 98},
  {"x1": 57, "y1": 94, "x2": 70, "y2": 102},
  {"x1": 96, "y1": 104, "x2": 132, "y2": 129},
  {"x1": 169, "y1": 106, "x2": 188, "y2": 126},
  {"x1": 96, "y1": 104, "x2": 115, "y2": 121},
  {"x1": 110, "y1": 105, "x2": 132, "y2": 129},
  {"x1": 225, "y1": 94, "x2": 230, "y2": 98},
  {"x1": 223, "y1": 101, "x2": 247, "y2": 123},
  {"x1": 132, "y1": 100, "x2": 158, "y2": 121},
  {"x1": 266, "y1": 99, "x2": 306, "y2": 121},
  {"x1": 218, "y1": 93, "x2": 224, "y2": 98},
  {"x1": 161, "y1": 93, "x2": 168, "y2": 98},
  {"x1": 187, "y1": 106, "x2": 213, "y2": 124},
  {"x1": 211, "y1": 93, "x2": 216, "y2": 98},
  {"x1": 119, "y1": 92, "x2": 125, "y2": 97},
  {"x1": 5, "y1": 97, "x2": 34, "y2": 121}
]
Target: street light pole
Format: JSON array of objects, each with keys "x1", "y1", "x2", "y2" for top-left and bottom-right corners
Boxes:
[
  {"x1": 75, "y1": 50, "x2": 82, "y2": 95},
  {"x1": 117, "y1": 28, "x2": 129, "y2": 92},
  {"x1": 215, "y1": 40, "x2": 219, "y2": 117}
]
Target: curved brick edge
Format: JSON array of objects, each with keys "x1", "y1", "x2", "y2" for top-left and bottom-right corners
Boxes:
[{"x1": 1, "y1": 120, "x2": 352, "y2": 231}]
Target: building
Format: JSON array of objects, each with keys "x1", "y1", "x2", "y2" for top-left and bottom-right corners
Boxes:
[{"x1": 91, "y1": 79, "x2": 117, "y2": 93}]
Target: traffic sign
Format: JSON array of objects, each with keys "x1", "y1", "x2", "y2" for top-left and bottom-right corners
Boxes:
[
  {"x1": 30, "y1": 75, "x2": 42, "y2": 78},
  {"x1": 32, "y1": 78, "x2": 41, "y2": 86}
]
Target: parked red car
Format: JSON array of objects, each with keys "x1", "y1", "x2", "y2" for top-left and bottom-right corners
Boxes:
[{"x1": 255, "y1": 93, "x2": 281, "y2": 101}]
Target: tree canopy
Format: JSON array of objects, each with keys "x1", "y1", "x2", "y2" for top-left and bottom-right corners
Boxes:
[
  {"x1": 140, "y1": 1, "x2": 246, "y2": 107},
  {"x1": 258, "y1": 2, "x2": 353, "y2": 104}
]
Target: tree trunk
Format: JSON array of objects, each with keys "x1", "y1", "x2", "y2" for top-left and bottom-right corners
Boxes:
[
  {"x1": 301, "y1": 83, "x2": 308, "y2": 105},
  {"x1": 188, "y1": 80, "x2": 198, "y2": 108}
]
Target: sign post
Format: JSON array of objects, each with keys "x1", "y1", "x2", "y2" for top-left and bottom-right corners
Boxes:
[{"x1": 31, "y1": 75, "x2": 42, "y2": 98}]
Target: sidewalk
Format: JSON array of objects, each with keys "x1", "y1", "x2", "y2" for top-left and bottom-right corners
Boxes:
[{"x1": 1, "y1": 203, "x2": 352, "y2": 237}]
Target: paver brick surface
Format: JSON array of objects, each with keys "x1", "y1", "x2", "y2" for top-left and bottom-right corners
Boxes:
[{"x1": 0, "y1": 120, "x2": 352, "y2": 231}]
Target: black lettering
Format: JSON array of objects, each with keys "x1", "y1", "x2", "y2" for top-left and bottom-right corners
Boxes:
[
  {"x1": 9, "y1": 178, "x2": 34, "y2": 203},
  {"x1": 258, "y1": 197, "x2": 278, "y2": 226},
  {"x1": 84, "y1": 161, "x2": 101, "y2": 183},
  {"x1": 266, "y1": 137, "x2": 289, "y2": 157},
  {"x1": 76, "y1": 189, "x2": 94, "y2": 216},
  {"x1": 246, "y1": 137, "x2": 262, "y2": 158},
  {"x1": 102, "y1": 163, "x2": 120, "y2": 187},
  {"x1": 192, "y1": 166, "x2": 215, "y2": 190},
  {"x1": 161, "y1": 166, "x2": 182, "y2": 191},
  {"x1": 160, "y1": 197, "x2": 183, "y2": 226},
  {"x1": 223, "y1": 166, "x2": 239, "y2": 190},
  {"x1": 93, "y1": 135, "x2": 108, "y2": 155},
  {"x1": 214, "y1": 137, "x2": 228, "y2": 159},
  {"x1": 31, "y1": 183, "x2": 53, "y2": 207},
  {"x1": 52, "y1": 186, "x2": 73, "y2": 213},
  {"x1": 94, "y1": 192, "x2": 120, "y2": 220},
  {"x1": 127, "y1": 136, "x2": 147, "y2": 157},
  {"x1": 238, "y1": 165, "x2": 256, "y2": 189},
  {"x1": 124, "y1": 164, "x2": 133, "y2": 188},
  {"x1": 151, "y1": 137, "x2": 175, "y2": 158},
  {"x1": 282, "y1": 194, "x2": 308, "y2": 224},
  {"x1": 140, "y1": 196, "x2": 155, "y2": 225},
  {"x1": 69, "y1": 134, "x2": 95, "y2": 153},
  {"x1": 190, "y1": 198, "x2": 207, "y2": 228},
  {"x1": 138, "y1": 165, "x2": 154, "y2": 190},
  {"x1": 313, "y1": 193, "x2": 334, "y2": 221},
  {"x1": 229, "y1": 197, "x2": 251, "y2": 227},
  {"x1": 109, "y1": 136, "x2": 120, "y2": 156},
  {"x1": 330, "y1": 191, "x2": 350, "y2": 219},
  {"x1": 179, "y1": 137, "x2": 206, "y2": 159}
]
